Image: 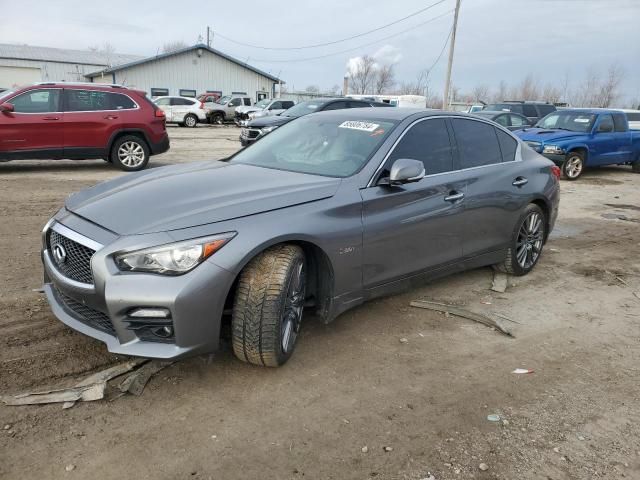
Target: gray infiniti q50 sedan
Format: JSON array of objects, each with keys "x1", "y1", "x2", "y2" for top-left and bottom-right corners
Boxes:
[{"x1": 42, "y1": 108, "x2": 560, "y2": 367}]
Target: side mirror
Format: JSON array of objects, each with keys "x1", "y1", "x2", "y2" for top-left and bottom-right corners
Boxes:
[
  {"x1": 0, "y1": 102, "x2": 14, "y2": 113},
  {"x1": 597, "y1": 122, "x2": 613, "y2": 133},
  {"x1": 384, "y1": 158, "x2": 425, "y2": 186}
]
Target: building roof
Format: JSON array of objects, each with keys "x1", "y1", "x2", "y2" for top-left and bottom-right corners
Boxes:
[
  {"x1": 85, "y1": 44, "x2": 282, "y2": 83},
  {"x1": 0, "y1": 43, "x2": 143, "y2": 67}
]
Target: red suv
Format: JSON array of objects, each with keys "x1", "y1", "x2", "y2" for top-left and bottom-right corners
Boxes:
[{"x1": 0, "y1": 82, "x2": 169, "y2": 171}]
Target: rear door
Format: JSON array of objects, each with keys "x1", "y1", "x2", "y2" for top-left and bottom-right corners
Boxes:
[
  {"x1": 0, "y1": 88, "x2": 63, "y2": 157},
  {"x1": 170, "y1": 98, "x2": 195, "y2": 123},
  {"x1": 361, "y1": 118, "x2": 465, "y2": 287},
  {"x1": 154, "y1": 97, "x2": 172, "y2": 120},
  {"x1": 63, "y1": 88, "x2": 121, "y2": 155},
  {"x1": 449, "y1": 118, "x2": 523, "y2": 257}
]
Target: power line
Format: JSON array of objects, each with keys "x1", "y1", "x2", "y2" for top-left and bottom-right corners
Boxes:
[
  {"x1": 226, "y1": 9, "x2": 454, "y2": 64},
  {"x1": 427, "y1": 24, "x2": 453, "y2": 73},
  {"x1": 215, "y1": 0, "x2": 450, "y2": 51}
]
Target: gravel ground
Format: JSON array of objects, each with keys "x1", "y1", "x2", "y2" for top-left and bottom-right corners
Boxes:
[{"x1": 1, "y1": 125, "x2": 639, "y2": 480}]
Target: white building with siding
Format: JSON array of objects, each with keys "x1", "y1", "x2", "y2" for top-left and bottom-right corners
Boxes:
[
  {"x1": 86, "y1": 44, "x2": 282, "y2": 101},
  {"x1": 0, "y1": 43, "x2": 141, "y2": 90}
]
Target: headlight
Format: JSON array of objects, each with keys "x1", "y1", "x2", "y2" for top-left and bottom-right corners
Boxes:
[
  {"x1": 115, "y1": 232, "x2": 236, "y2": 275},
  {"x1": 543, "y1": 145, "x2": 564, "y2": 155},
  {"x1": 261, "y1": 125, "x2": 278, "y2": 134}
]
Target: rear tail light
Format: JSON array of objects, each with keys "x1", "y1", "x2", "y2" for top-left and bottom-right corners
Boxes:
[
  {"x1": 155, "y1": 109, "x2": 165, "y2": 118},
  {"x1": 551, "y1": 165, "x2": 561, "y2": 180},
  {"x1": 200, "y1": 101, "x2": 205, "y2": 109}
]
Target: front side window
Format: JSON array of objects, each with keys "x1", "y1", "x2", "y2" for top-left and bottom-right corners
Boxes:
[
  {"x1": 494, "y1": 114, "x2": 509, "y2": 127},
  {"x1": 451, "y1": 118, "x2": 503, "y2": 168},
  {"x1": 65, "y1": 89, "x2": 109, "y2": 111},
  {"x1": 229, "y1": 98, "x2": 242, "y2": 107},
  {"x1": 385, "y1": 119, "x2": 454, "y2": 175},
  {"x1": 243, "y1": 98, "x2": 251, "y2": 106},
  {"x1": 10, "y1": 89, "x2": 60, "y2": 113},
  {"x1": 230, "y1": 115, "x2": 398, "y2": 177},
  {"x1": 536, "y1": 112, "x2": 596, "y2": 133},
  {"x1": 522, "y1": 104, "x2": 538, "y2": 117},
  {"x1": 281, "y1": 101, "x2": 295, "y2": 109},
  {"x1": 537, "y1": 104, "x2": 555, "y2": 116},
  {"x1": 269, "y1": 101, "x2": 282, "y2": 110},
  {"x1": 597, "y1": 114, "x2": 614, "y2": 132},
  {"x1": 509, "y1": 114, "x2": 527, "y2": 127}
]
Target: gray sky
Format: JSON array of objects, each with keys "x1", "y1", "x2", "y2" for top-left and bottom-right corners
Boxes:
[{"x1": 1, "y1": 0, "x2": 638, "y2": 104}]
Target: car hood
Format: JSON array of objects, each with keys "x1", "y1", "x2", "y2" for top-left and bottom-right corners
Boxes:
[
  {"x1": 65, "y1": 161, "x2": 341, "y2": 235},
  {"x1": 236, "y1": 105, "x2": 262, "y2": 114},
  {"x1": 515, "y1": 128, "x2": 586, "y2": 143},
  {"x1": 247, "y1": 115, "x2": 294, "y2": 128}
]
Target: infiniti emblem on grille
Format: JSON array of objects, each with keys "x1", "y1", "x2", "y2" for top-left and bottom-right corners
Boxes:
[{"x1": 52, "y1": 243, "x2": 67, "y2": 264}]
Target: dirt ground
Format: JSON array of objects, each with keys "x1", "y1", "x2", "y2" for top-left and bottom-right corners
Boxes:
[{"x1": 1, "y1": 125, "x2": 639, "y2": 480}]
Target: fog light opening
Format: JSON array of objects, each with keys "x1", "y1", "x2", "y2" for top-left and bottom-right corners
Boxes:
[
  {"x1": 151, "y1": 326, "x2": 174, "y2": 338},
  {"x1": 128, "y1": 307, "x2": 171, "y2": 319}
]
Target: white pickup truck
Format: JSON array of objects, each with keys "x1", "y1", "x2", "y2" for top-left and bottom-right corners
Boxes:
[{"x1": 234, "y1": 99, "x2": 296, "y2": 126}]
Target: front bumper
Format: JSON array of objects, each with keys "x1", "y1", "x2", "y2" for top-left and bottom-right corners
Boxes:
[
  {"x1": 541, "y1": 153, "x2": 565, "y2": 165},
  {"x1": 42, "y1": 217, "x2": 234, "y2": 359}
]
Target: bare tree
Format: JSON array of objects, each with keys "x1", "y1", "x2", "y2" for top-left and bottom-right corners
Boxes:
[
  {"x1": 88, "y1": 42, "x2": 116, "y2": 67},
  {"x1": 162, "y1": 41, "x2": 188, "y2": 53},
  {"x1": 348, "y1": 55, "x2": 377, "y2": 94},
  {"x1": 596, "y1": 64, "x2": 624, "y2": 107},
  {"x1": 572, "y1": 67, "x2": 600, "y2": 107},
  {"x1": 518, "y1": 74, "x2": 540, "y2": 100},
  {"x1": 305, "y1": 85, "x2": 320, "y2": 94},
  {"x1": 541, "y1": 83, "x2": 562, "y2": 104},
  {"x1": 399, "y1": 69, "x2": 430, "y2": 96},
  {"x1": 329, "y1": 84, "x2": 341, "y2": 95},
  {"x1": 492, "y1": 80, "x2": 508, "y2": 102},
  {"x1": 471, "y1": 84, "x2": 490, "y2": 103},
  {"x1": 375, "y1": 64, "x2": 395, "y2": 94}
]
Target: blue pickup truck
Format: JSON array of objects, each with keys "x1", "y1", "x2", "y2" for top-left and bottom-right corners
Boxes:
[{"x1": 515, "y1": 109, "x2": 640, "y2": 180}]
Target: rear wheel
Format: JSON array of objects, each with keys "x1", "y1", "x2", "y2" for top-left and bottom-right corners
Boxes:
[
  {"x1": 494, "y1": 203, "x2": 546, "y2": 276},
  {"x1": 110, "y1": 135, "x2": 150, "y2": 171},
  {"x1": 184, "y1": 114, "x2": 198, "y2": 128},
  {"x1": 232, "y1": 245, "x2": 306, "y2": 367},
  {"x1": 562, "y1": 151, "x2": 584, "y2": 180},
  {"x1": 210, "y1": 112, "x2": 224, "y2": 125}
]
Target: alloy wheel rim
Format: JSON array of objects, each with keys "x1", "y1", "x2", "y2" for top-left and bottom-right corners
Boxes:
[
  {"x1": 185, "y1": 116, "x2": 196, "y2": 127},
  {"x1": 565, "y1": 156, "x2": 582, "y2": 178},
  {"x1": 516, "y1": 212, "x2": 544, "y2": 269},
  {"x1": 117, "y1": 141, "x2": 145, "y2": 167},
  {"x1": 281, "y1": 261, "x2": 305, "y2": 354}
]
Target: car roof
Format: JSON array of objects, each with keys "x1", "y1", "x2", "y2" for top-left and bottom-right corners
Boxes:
[
  {"x1": 312, "y1": 107, "x2": 478, "y2": 122},
  {"x1": 556, "y1": 108, "x2": 623, "y2": 115},
  {"x1": 154, "y1": 96, "x2": 196, "y2": 100},
  {"x1": 474, "y1": 110, "x2": 514, "y2": 116}
]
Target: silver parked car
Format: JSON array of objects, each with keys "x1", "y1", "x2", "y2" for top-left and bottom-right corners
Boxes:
[{"x1": 42, "y1": 109, "x2": 560, "y2": 367}]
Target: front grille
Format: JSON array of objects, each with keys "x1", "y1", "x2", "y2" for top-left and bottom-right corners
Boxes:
[
  {"x1": 241, "y1": 128, "x2": 260, "y2": 139},
  {"x1": 48, "y1": 229, "x2": 95, "y2": 284},
  {"x1": 56, "y1": 289, "x2": 115, "y2": 335}
]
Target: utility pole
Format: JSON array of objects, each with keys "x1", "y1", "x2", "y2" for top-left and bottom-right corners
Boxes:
[
  {"x1": 206, "y1": 26, "x2": 211, "y2": 47},
  {"x1": 442, "y1": 0, "x2": 461, "y2": 110}
]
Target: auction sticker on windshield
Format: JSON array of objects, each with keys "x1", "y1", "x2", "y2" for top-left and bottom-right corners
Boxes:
[{"x1": 339, "y1": 121, "x2": 380, "y2": 132}]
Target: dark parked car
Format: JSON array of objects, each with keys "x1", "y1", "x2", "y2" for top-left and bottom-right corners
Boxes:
[
  {"x1": 0, "y1": 82, "x2": 169, "y2": 170},
  {"x1": 472, "y1": 110, "x2": 531, "y2": 130},
  {"x1": 483, "y1": 101, "x2": 556, "y2": 125},
  {"x1": 42, "y1": 109, "x2": 559, "y2": 367},
  {"x1": 239, "y1": 97, "x2": 392, "y2": 146}
]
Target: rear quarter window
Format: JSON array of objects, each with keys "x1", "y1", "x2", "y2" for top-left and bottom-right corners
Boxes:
[{"x1": 496, "y1": 129, "x2": 518, "y2": 162}]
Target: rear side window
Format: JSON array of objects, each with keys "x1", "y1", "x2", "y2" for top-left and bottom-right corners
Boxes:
[
  {"x1": 612, "y1": 114, "x2": 627, "y2": 132},
  {"x1": 626, "y1": 112, "x2": 640, "y2": 121},
  {"x1": 171, "y1": 98, "x2": 195, "y2": 106},
  {"x1": 281, "y1": 101, "x2": 295, "y2": 109},
  {"x1": 522, "y1": 104, "x2": 538, "y2": 117},
  {"x1": 387, "y1": 119, "x2": 454, "y2": 175},
  {"x1": 10, "y1": 89, "x2": 60, "y2": 113},
  {"x1": 451, "y1": 118, "x2": 503, "y2": 168},
  {"x1": 65, "y1": 89, "x2": 109, "y2": 111},
  {"x1": 493, "y1": 114, "x2": 509, "y2": 127},
  {"x1": 243, "y1": 98, "x2": 252, "y2": 106},
  {"x1": 509, "y1": 114, "x2": 527, "y2": 128},
  {"x1": 108, "y1": 92, "x2": 136, "y2": 110},
  {"x1": 537, "y1": 104, "x2": 555, "y2": 116},
  {"x1": 496, "y1": 129, "x2": 518, "y2": 162}
]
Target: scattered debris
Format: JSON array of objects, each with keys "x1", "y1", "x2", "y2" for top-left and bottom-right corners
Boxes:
[
  {"x1": 553, "y1": 447, "x2": 560, "y2": 453},
  {"x1": 480, "y1": 300, "x2": 492, "y2": 305},
  {"x1": 383, "y1": 446, "x2": 393, "y2": 452},
  {"x1": 491, "y1": 271, "x2": 509, "y2": 293},
  {"x1": 487, "y1": 414, "x2": 501, "y2": 422},
  {"x1": 502, "y1": 419, "x2": 509, "y2": 426},
  {"x1": 399, "y1": 337, "x2": 409, "y2": 344},
  {"x1": 118, "y1": 360, "x2": 174, "y2": 396},
  {"x1": 31, "y1": 287, "x2": 44, "y2": 293},
  {"x1": 361, "y1": 446, "x2": 368, "y2": 453},
  {"x1": 3, "y1": 424, "x2": 11, "y2": 430},
  {"x1": 421, "y1": 475, "x2": 436, "y2": 480},
  {"x1": 410, "y1": 300, "x2": 513, "y2": 337},
  {"x1": 65, "y1": 464, "x2": 76, "y2": 472},
  {"x1": 1, "y1": 359, "x2": 147, "y2": 407},
  {"x1": 512, "y1": 368, "x2": 535, "y2": 374},
  {"x1": 479, "y1": 463, "x2": 489, "y2": 471},
  {"x1": 342, "y1": 418, "x2": 350, "y2": 424}
]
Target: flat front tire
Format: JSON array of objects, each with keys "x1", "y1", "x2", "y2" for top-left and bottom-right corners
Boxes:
[
  {"x1": 110, "y1": 135, "x2": 150, "y2": 171},
  {"x1": 494, "y1": 203, "x2": 546, "y2": 276},
  {"x1": 232, "y1": 245, "x2": 306, "y2": 367}
]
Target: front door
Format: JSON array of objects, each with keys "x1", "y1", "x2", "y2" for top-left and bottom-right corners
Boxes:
[
  {"x1": 0, "y1": 88, "x2": 63, "y2": 157},
  {"x1": 361, "y1": 118, "x2": 465, "y2": 288},
  {"x1": 590, "y1": 114, "x2": 631, "y2": 165}
]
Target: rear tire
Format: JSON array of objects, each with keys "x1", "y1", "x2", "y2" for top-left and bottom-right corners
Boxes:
[
  {"x1": 110, "y1": 135, "x2": 150, "y2": 171},
  {"x1": 184, "y1": 114, "x2": 198, "y2": 128},
  {"x1": 561, "y1": 151, "x2": 584, "y2": 180},
  {"x1": 232, "y1": 245, "x2": 306, "y2": 367},
  {"x1": 493, "y1": 203, "x2": 546, "y2": 276},
  {"x1": 210, "y1": 112, "x2": 224, "y2": 125}
]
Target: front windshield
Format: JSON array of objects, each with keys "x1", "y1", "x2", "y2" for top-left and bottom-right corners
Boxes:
[
  {"x1": 217, "y1": 95, "x2": 231, "y2": 105},
  {"x1": 255, "y1": 99, "x2": 270, "y2": 109},
  {"x1": 0, "y1": 90, "x2": 15, "y2": 101},
  {"x1": 281, "y1": 100, "x2": 325, "y2": 118},
  {"x1": 230, "y1": 114, "x2": 398, "y2": 177},
  {"x1": 535, "y1": 112, "x2": 596, "y2": 132}
]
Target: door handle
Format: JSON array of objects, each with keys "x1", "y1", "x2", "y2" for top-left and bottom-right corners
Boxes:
[
  {"x1": 42, "y1": 116, "x2": 60, "y2": 121},
  {"x1": 103, "y1": 115, "x2": 119, "y2": 120},
  {"x1": 444, "y1": 191, "x2": 465, "y2": 202},
  {"x1": 512, "y1": 177, "x2": 529, "y2": 187}
]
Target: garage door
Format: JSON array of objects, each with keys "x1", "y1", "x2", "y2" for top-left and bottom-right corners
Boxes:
[{"x1": 0, "y1": 66, "x2": 41, "y2": 90}]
